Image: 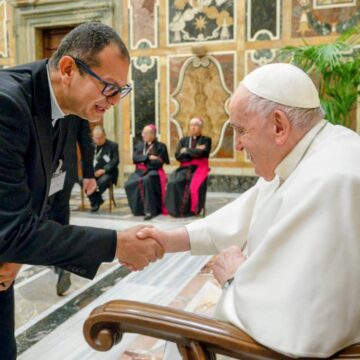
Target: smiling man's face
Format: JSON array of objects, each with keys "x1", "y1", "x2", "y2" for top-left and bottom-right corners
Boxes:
[
  {"x1": 229, "y1": 86, "x2": 279, "y2": 181},
  {"x1": 66, "y1": 44, "x2": 129, "y2": 123}
]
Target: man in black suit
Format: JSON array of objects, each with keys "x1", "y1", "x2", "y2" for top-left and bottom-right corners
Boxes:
[
  {"x1": 47, "y1": 116, "x2": 97, "y2": 295},
  {"x1": 88, "y1": 125, "x2": 120, "y2": 212},
  {"x1": 0, "y1": 23, "x2": 162, "y2": 360}
]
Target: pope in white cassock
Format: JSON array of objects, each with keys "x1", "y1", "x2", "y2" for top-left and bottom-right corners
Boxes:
[{"x1": 137, "y1": 63, "x2": 360, "y2": 357}]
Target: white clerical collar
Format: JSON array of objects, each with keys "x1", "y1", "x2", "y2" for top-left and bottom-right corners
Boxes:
[
  {"x1": 275, "y1": 119, "x2": 327, "y2": 182},
  {"x1": 46, "y1": 64, "x2": 65, "y2": 126}
]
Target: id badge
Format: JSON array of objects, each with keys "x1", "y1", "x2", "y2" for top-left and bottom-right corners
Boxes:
[
  {"x1": 49, "y1": 160, "x2": 66, "y2": 196},
  {"x1": 49, "y1": 171, "x2": 66, "y2": 196},
  {"x1": 103, "y1": 154, "x2": 110, "y2": 163}
]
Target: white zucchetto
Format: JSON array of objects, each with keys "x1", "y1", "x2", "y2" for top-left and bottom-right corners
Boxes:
[{"x1": 242, "y1": 63, "x2": 321, "y2": 109}]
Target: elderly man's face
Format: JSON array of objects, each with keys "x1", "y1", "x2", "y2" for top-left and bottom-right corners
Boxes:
[
  {"x1": 189, "y1": 121, "x2": 202, "y2": 137},
  {"x1": 142, "y1": 127, "x2": 155, "y2": 143},
  {"x1": 93, "y1": 131, "x2": 106, "y2": 146},
  {"x1": 229, "y1": 87, "x2": 277, "y2": 181},
  {"x1": 69, "y1": 44, "x2": 129, "y2": 123}
]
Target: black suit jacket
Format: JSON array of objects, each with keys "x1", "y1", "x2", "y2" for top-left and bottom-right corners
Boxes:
[
  {"x1": 0, "y1": 60, "x2": 116, "y2": 279},
  {"x1": 94, "y1": 139, "x2": 119, "y2": 184},
  {"x1": 63, "y1": 116, "x2": 94, "y2": 183}
]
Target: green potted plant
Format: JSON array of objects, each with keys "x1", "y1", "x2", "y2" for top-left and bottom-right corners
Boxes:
[{"x1": 278, "y1": 27, "x2": 360, "y2": 129}]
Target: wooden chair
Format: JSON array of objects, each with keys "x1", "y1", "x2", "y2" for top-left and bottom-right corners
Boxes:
[
  {"x1": 83, "y1": 300, "x2": 360, "y2": 360},
  {"x1": 108, "y1": 181, "x2": 117, "y2": 212},
  {"x1": 79, "y1": 181, "x2": 117, "y2": 212}
]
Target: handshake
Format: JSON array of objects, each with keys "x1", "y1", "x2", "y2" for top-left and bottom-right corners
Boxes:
[{"x1": 115, "y1": 225, "x2": 168, "y2": 271}]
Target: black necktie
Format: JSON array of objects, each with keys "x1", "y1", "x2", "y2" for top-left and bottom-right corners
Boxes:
[{"x1": 52, "y1": 119, "x2": 61, "y2": 159}]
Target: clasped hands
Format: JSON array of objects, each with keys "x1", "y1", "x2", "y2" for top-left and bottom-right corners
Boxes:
[{"x1": 116, "y1": 226, "x2": 247, "y2": 288}]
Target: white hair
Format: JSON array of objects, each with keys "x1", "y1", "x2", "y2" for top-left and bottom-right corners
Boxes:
[{"x1": 244, "y1": 90, "x2": 325, "y2": 130}]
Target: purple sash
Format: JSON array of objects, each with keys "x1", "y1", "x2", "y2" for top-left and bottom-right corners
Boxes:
[
  {"x1": 180, "y1": 158, "x2": 210, "y2": 214},
  {"x1": 136, "y1": 163, "x2": 168, "y2": 215}
]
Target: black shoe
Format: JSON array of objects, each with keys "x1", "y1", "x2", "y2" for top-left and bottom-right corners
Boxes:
[
  {"x1": 90, "y1": 198, "x2": 104, "y2": 212},
  {"x1": 143, "y1": 214, "x2": 154, "y2": 220},
  {"x1": 56, "y1": 271, "x2": 71, "y2": 296}
]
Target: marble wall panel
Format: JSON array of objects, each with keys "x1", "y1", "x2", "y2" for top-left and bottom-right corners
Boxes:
[
  {"x1": 314, "y1": 0, "x2": 357, "y2": 8},
  {"x1": 292, "y1": 0, "x2": 360, "y2": 37},
  {"x1": 0, "y1": 0, "x2": 8, "y2": 58},
  {"x1": 169, "y1": 53, "x2": 235, "y2": 159},
  {"x1": 247, "y1": 0, "x2": 281, "y2": 41},
  {"x1": 131, "y1": 56, "x2": 159, "y2": 143},
  {"x1": 245, "y1": 48, "x2": 278, "y2": 74},
  {"x1": 168, "y1": 0, "x2": 235, "y2": 45},
  {"x1": 129, "y1": 0, "x2": 158, "y2": 49}
]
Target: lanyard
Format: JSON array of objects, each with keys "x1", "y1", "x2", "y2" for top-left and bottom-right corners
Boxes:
[
  {"x1": 94, "y1": 146, "x2": 103, "y2": 167},
  {"x1": 143, "y1": 142, "x2": 154, "y2": 156}
]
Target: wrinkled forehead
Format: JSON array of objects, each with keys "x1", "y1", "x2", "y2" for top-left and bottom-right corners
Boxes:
[
  {"x1": 189, "y1": 118, "x2": 203, "y2": 126},
  {"x1": 142, "y1": 126, "x2": 155, "y2": 134},
  {"x1": 93, "y1": 130, "x2": 105, "y2": 138},
  {"x1": 229, "y1": 87, "x2": 252, "y2": 125}
]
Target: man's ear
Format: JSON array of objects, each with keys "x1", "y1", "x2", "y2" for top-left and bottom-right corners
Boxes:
[
  {"x1": 58, "y1": 56, "x2": 76, "y2": 86},
  {"x1": 272, "y1": 110, "x2": 291, "y2": 146}
]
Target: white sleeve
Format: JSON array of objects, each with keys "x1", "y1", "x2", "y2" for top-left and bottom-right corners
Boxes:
[{"x1": 186, "y1": 183, "x2": 259, "y2": 255}]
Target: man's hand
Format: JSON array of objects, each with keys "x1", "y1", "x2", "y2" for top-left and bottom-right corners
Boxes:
[
  {"x1": 196, "y1": 144, "x2": 206, "y2": 150},
  {"x1": 0, "y1": 263, "x2": 22, "y2": 291},
  {"x1": 116, "y1": 225, "x2": 164, "y2": 271},
  {"x1": 136, "y1": 226, "x2": 190, "y2": 253},
  {"x1": 148, "y1": 155, "x2": 160, "y2": 161},
  {"x1": 210, "y1": 246, "x2": 246, "y2": 287},
  {"x1": 95, "y1": 169, "x2": 106, "y2": 178},
  {"x1": 180, "y1": 147, "x2": 188, "y2": 154},
  {"x1": 83, "y1": 178, "x2": 97, "y2": 195}
]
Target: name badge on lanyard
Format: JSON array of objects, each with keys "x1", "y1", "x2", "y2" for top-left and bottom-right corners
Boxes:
[{"x1": 49, "y1": 159, "x2": 66, "y2": 196}]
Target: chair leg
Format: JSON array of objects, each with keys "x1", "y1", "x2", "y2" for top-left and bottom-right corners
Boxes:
[
  {"x1": 178, "y1": 342, "x2": 209, "y2": 360},
  {"x1": 109, "y1": 186, "x2": 112, "y2": 213},
  {"x1": 80, "y1": 186, "x2": 85, "y2": 211},
  {"x1": 108, "y1": 184, "x2": 117, "y2": 213},
  {"x1": 111, "y1": 188, "x2": 117, "y2": 208}
]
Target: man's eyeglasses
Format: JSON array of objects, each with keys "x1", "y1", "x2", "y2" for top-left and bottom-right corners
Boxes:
[{"x1": 72, "y1": 56, "x2": 132, "y2": 99}]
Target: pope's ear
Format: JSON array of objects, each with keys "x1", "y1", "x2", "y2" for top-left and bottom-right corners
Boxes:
[
  {"x1": 58, "y1": 56, "x2": 77, "y2": 85},
  {"x1": 272, "y1": 110, "x2": 291, "y2": 146}
]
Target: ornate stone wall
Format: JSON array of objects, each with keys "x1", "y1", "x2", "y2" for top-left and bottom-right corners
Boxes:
[
  {"x1": 0, "y1": 0, "x2": 15, "y2": 68},
  {"x1": 2, "y1": 0, "x2": 359, "y2": 191}
]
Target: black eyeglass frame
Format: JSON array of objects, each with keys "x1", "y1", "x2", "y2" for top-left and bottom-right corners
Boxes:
[{"x1": 71, "y1": 56, "x2": 132, "y2": 99}]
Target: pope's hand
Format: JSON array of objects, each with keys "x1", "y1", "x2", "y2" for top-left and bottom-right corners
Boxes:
[
  {"x1": 136, "y1": 227, "x2": 169, "y2": 252},
  {"x1": 210, "y1": 246, "x2": 246, "y2": 287},
  {"x1": 116, "y1": 225, "x2": 164, "y2": 271},
  {"x1": 0, "y1": 263, "x2": 22, "y2": 291}
]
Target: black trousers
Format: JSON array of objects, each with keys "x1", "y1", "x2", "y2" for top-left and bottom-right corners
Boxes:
[
  {"x1": 88, "y1": 174, "x2": 113, "y2": 206},
  {"x1": 0, "y1": 283, "x2": 17, "y2": 360}
]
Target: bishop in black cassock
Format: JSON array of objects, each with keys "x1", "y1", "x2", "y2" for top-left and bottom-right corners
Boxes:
[
  {"x1": 125, "y1": 124, "x2": 169, "y2": 220},
  {"x1": 165, "y1": 117, "x2": 211, "y2": 217}
]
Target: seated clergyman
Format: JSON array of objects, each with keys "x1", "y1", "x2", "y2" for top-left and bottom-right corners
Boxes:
[
  {"x1": 125, "y1": 124, "x2": 169, "y2": 220},
  {"x1": 165, "y1": 117, "x2": 211, "y2": 217},
  {"x1": 88, "y1": 126, "x2": 119, "y2": 212},
  {"x1": 136, "y1": 63, "x2": 360, "y2": 358}
]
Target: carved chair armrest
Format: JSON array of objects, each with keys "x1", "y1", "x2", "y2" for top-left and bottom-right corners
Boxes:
[{"x1": 83, "y1": 300, "x2": 360, "y2": 360}]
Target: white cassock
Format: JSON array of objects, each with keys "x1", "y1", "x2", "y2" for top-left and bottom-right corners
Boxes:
[{"x1": 186, "y1": 120, "x2": 360, "y2": 357}]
